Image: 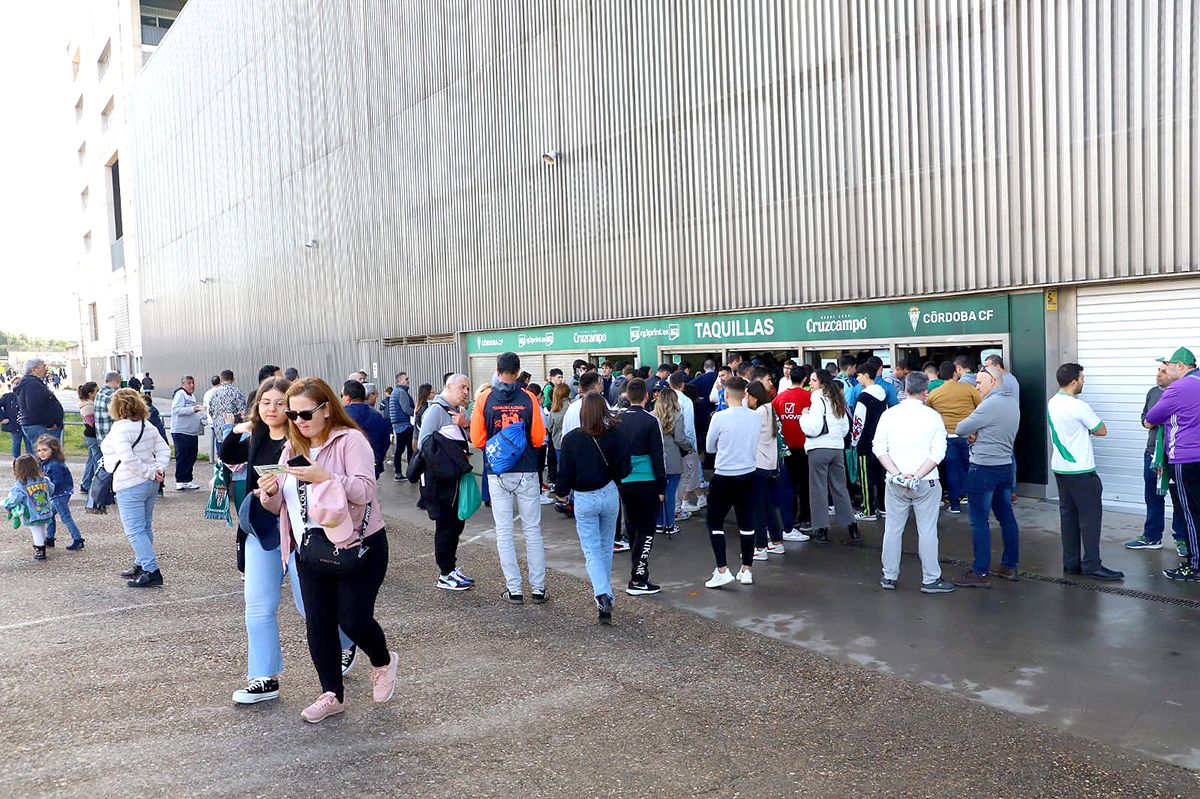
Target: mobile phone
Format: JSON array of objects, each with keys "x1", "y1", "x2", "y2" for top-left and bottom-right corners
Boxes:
[{"x1": 287, "y1": 454, "x2": 311, "y2": 468}]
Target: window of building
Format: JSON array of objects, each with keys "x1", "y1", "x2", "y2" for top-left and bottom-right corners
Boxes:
[
  {"x1": 101, "y1": 97, "x2": 115, "y2": 134},
  {"x1": 97, "y1": 40, "x2": 111, "y2": 79},
  {"x1": 107, "y1": 158, "x2": 123, "y2": 241},
  {"x1": 75, "y1": 95, "x2": 83, "y2": 121},
  {"x1": 77, "y1": 141, "x2": 86, "y2": 166},
  {"x1": 71, "y1": 48, "x2": 80, "y2": 80},
  {"x1": 80, "y1": 186, "x2": 89, "y2": 209},
  {"x1": 83, "y1": 231, "x2": 92, "y2": 253},
  {"x1": 88, "y1": 303, "x2": 99, "y2": 342}
]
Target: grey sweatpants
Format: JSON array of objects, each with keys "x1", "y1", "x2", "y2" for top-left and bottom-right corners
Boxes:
[
  {"x1": 807, "y1": 447, "x2": 854, "y2": 530},
  {"x1": 881, "y1": 478, "x2": 943, "y2": 584}
]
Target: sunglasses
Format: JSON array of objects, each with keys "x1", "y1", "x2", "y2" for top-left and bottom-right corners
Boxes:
[{"x1": 284, "y1": 402, "x2": 328, "y2": 422}]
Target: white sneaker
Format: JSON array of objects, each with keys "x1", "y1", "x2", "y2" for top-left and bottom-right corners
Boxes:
[
  {"x1": 676, "y1": 509, "x2": 693, "y2": 521},
  {"x1": 696, "y1": 494, "x2": 708, "y2": 508},
  {"x1": 854, "y1": 511, "x2": 877, "y2": 522},
  {"x1": 705, "y1": 568, "x2": 735, "y2": 589},
  {"x1": 699, "y1": 480, "x2": 710, "y2": 490},
  {"x1": 736, "y1": 569, "x2": 754, "y2": 585},
  {"x1": 828, "y1": 505, "x2": 835, "y2": 515},
  {"x1": 753, "y1": 548, "x2": 769, "y2": 561},
  {"x1": 538, "y1": 494, "x2": 555, "y2": 505},
  {"x1": 680, "y1": 501, "x2": 700, "y2": 513},
  {"x1": 782, "y1": 529, "x2": 811, "y2": 542},
  {"x1": 767, "y1": 543, "x2": 785, "y2": 555}
]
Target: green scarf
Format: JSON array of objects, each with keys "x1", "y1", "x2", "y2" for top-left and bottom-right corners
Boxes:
[
  {"x1": 204, "y1": 462, "x2": 232, "y2": 524},
  {"x1": 1153, "y1": 426, "x2": 1169, "y2": 496}
]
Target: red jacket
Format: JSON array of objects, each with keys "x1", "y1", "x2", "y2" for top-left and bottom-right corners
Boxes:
[{"x1": 773, "y1": 387, "x2": 812, "y2": 450}]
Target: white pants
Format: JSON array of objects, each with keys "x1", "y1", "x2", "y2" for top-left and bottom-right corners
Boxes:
[
  {"x1": 28, "y1": 521, "x2": 47, "y2": 547},
  {"x1": 881, "y1": 479, "x2": 943, "y2": 584},
  {"x1": 488, "y1": 473, "x2": 546, "y2": 594}
]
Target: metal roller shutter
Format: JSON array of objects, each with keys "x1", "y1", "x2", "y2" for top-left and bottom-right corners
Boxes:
[
  {"x1": 469, "y1": 357, "x2": 495, "y2": 397},
  {"x1": 1076, "y1": 279, "x2": 1200, "y2": 509}
]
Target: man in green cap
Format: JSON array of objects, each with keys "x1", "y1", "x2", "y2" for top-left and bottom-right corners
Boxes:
[{"x1": 1144, "y1": 347, "x2": 1200, "y2": 582}]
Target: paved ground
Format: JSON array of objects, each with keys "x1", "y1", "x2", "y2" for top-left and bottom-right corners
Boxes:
[{"x1": 1, "y1": 460, "x2": 1197, "y2": 798}]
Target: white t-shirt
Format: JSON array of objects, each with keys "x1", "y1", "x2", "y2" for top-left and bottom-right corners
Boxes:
[
  {"x1": 1047, "y1": 393, "x2": 1101, "y2": 474},
  {"x1": 282, "y1": 446, "x2": 323, "y2": 536}
]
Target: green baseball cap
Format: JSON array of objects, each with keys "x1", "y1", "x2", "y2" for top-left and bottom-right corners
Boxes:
[{"x1": 1156, "y1": 347, "x2": 1197, "y2": 366}]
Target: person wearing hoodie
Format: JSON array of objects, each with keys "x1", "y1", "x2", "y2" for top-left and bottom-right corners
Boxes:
[
  {"x1": 470, "y1": 352, "x2": 549, "y2": 604},
  {"x1": 417, "y1": 374, "x2": 476, "y2": 592},
  {"x1": 388, "y1": 372, "x2": 416, "y2": 478},
  {"x1": 1144, "y1": 347, "x2": 1200, "y2": 582},
  {"x1": 15, "y1": 359, "x2": 64, "y2": 450},
  {"x1": 951, "y1": 366, "x2": 1021, "y2": 588},
  {"x1": 341, "y1": 380, "x2": 391, "y2": 478}
]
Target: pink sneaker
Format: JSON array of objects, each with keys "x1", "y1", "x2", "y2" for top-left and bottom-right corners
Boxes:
[
  {"x1": 300, "y1": 691, "x2": 344, "y2": 723},
  {"x1": 371, "y1": 651, "x2": 398, "y2": 704}
]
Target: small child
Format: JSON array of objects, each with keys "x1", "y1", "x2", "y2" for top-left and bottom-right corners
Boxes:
[
  {"x1": 35, "y1": 435, "x2": 85, "y2": 551},
  {"x1": 4, "y1": 454, "x2": 56, "y2": 560}
]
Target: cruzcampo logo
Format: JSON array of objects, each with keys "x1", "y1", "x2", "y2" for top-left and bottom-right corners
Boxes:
[{"x1": 909, "y1": 306, "x2": 920, "y2": 332}]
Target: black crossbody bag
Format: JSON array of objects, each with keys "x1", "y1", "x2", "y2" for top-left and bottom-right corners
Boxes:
[{"x1": 295, "y1": 482, "x2": 372, "y2": 575}]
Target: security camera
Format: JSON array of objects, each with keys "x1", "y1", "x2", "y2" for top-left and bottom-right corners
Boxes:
[
  {"x1": 304, "y1": 239, "x2": 318, "y2": 249},
  {"x1": 541, "y1": 150, "x2": 559, "y2": 166}
]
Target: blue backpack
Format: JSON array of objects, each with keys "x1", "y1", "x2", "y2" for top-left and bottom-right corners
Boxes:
[{"x1": 484, "y1": 420, "x2": 528, "y2": 474}]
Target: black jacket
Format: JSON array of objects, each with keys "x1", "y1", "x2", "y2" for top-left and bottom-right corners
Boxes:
[
  {"x1": 553, "y1": 427, "x2": 631, "y2": 495},
  {"x1": 612, "y1": 406, "x2": 667, "y2": 494},
  {"x1": 14, "y1": 376, "x2": 63, "y2": 428},
  {"x1": 416, "y1": 431, "x2": 472, "y2": 519},
  {"x1": 0, "y1": 392, "x2": 20, "y2": 433}
]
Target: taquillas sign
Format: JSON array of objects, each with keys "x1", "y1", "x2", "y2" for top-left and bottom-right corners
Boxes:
[{"x1": 468, "y1": 295, "x2": 1011, "y2": 358}]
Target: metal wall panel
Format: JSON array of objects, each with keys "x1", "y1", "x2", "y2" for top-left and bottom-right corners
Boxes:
[{"x1": 129, "y1": 0, "x2": 1199, "y2": 384}]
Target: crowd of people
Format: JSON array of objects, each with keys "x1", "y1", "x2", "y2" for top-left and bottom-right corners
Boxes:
[{"x1": 2, "y1": 342, "x2": 1198, "y2": 724}]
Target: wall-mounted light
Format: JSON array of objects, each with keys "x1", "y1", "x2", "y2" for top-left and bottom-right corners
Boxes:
[
  {"x1": 541, "y1": 150, "x2": 560, "y2": 166},
  {"x1": 143, "y1": 298, "x2": 154, "y2": 304},
  {"x1": 199, "y1": 277, "x2": 215, "y2": 284},
  {"x1": 304, "y1": 239, "x2": 318, "y2": 249}
]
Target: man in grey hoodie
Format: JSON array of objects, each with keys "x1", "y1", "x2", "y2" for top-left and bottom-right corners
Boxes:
[{"x1": 951, "y1": 366, "x2": 1021, "y2": 588}]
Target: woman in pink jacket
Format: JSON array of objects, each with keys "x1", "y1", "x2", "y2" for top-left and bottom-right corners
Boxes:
[{"x1": 259, "y1": 377, "x2": 396, "y2": 723}]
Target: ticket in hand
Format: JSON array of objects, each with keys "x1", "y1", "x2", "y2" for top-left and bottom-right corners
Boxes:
[{"x1": 253, "y1": 464, "x2": 291, "y2": 477}]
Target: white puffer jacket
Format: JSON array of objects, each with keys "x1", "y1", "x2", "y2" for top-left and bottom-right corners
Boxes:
[
  {"x1": 100, "y1": 418, "x2": 171, "y2": 492},
  {"x1": 799, "y1": 389, "x2": 850, "y2": 451}
]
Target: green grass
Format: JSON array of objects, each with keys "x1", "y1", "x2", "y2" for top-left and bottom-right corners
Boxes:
[{"x1": 1, "y1": 413, "x2": 89, "y2": 458}]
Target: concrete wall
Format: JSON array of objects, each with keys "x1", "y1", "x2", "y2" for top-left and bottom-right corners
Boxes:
[{"x1": 129, "y1": 0, "x2": 1200, "y2": 384}]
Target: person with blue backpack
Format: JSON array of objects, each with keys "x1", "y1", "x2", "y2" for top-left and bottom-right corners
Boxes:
[{"x1": 470, "y1": 352, "x2": 549, "y2": 604}]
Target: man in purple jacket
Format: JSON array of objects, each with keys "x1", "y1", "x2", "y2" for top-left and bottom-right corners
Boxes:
[{"x1": 1144, "y1": 347, "x2": 1200, "y2": 582}]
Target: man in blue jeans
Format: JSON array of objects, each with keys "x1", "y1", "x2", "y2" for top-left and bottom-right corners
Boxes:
[
  {"x1": 951, "y1": 366, "x2": 1021, "y2": 588},
  {"x1": 1126, "y1": 363, "x2": 1189, "y2": 555}
]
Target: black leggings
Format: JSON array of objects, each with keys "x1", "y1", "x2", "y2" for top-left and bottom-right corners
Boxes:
[
  {"x1": 784, "y1": 450, "x2": 811, "y2": 528},
  {"x1": 297, "y1": 530, "x2": 391, "y2": 701},
  {"x1": 619, "y1": 482, "x2": 659, "y2": 582},
  {"x1": 706, "y1": 473, "x2": 756, "y2": 568},
  {"x1": 753, "y1": 468, "x2": 784, "y2": 547},
  {"x1": 434, "y1": 510, "x2": 466, "y2": 574}
]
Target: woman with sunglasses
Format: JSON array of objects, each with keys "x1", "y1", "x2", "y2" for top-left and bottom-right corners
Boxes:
[
  {"x1": 220, "y1": 377, "x2": 356, "y2": 706},
  {"x1": 258, "y1": 377, "x2": 396, "y2": 723}
]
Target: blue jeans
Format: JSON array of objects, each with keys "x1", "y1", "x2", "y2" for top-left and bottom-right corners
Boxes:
[
  {"x1": 8, "y1": 429, "x2": 24, "y2": 458},
  {"x1": 115, "y1": 479, "x2": 161, "y2": 572},
  {"x1": 658, "y1": 474, "x2": 681, "y2": 528},
  {"x1": 753, "y1": 468, "x2": 785, "y2": 547},
  {"x1": 966, "y1": 463, "x2": 1020, "y2": 574},
  {"x1": 81, "y1": 435, "x2": 102, "y2": 491},
  {"x1": 1143, "y1": 451, "x2": 1186, "y2": 542},
  {"x1": 23, "y1": 424, "x2": 63, "y2": 452},
  {"x1": 573, "y1": 481, "x2": 619, "y2": 598},
  {"x1": 944, "y1": 437, "x2": 970, "y2": 509},
  {"x1": 47, "y1": 496, "x2": 82, "y2": 542},
  {"x1": 243, "y1": 531, "x2": 352, "y2": 680}
]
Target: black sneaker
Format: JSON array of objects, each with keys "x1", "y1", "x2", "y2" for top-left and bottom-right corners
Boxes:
[
  {"x1": 127, "y1": 569, "x2": 163, "y2": 588},
  {"x1": 596, "y1": 593, "x2": 613, "y2": 625},
  {"x1": 530, "y1": 588, "x2": 549, "y2": 604},
  {"x1": 814, "y1": 528, "x2": 830, "y2": 545},
  {"x1": 44, "y1": 538, "x2": 56, "y2": 548},
  {"x1": 33, "y1": 545, "x2": 46, "y2": 561},
  {"x1": 232, "y1": 677, "x2": 280, "y2": 704},
  {"x1": 502, "y1": 590, "x2": 524, "y2": 605},
  {"x1": 625, "y1": 580, "x2": 662, "y2": 596},
  {"x1": 66, "y1": 538, "x2": 85, "y2": 551},
  {"x1": 847, "y1": 523, "x2": 863, "y2": 545},
  {"x1": 340, "y1": 646, "x2": 357, "y2": 675},
  {"x1": 120, "y1": 563, "x2": 144, "y2": 579},
  {"x1": 1163, "y1": 565, "x2": 1200, "y2": 582}
]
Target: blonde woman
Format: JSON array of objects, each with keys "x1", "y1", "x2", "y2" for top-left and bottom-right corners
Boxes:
[
  {"x1": 651, "y1": 389, "x2": 692, "y2": 535},
  {"x1": 100, "y1": 388, "x2": 170, "y2": 587}
]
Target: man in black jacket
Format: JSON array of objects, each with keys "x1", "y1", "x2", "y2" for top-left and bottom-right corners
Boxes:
[
  {"x1": 14, "y1": 359, "x2": 64, "y2": 450},
  {"x1": 416, "y1": 374, "x2": 475, "y2": 592},
  {"x1": 614, "y1": 378, "x2": 667, "y2": 596}
]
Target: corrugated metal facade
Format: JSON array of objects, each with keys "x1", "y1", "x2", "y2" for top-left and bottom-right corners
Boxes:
[{"x1": 129, "y1": 0, "x2": 1199, "y2": 384}]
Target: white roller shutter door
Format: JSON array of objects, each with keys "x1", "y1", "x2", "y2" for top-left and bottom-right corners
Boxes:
[
  {"x1": 1076, "y1": 279, "x2": 1200, "y2": 509},
  {"x1": 469, "y1": 357, "x2": 495, "y2": 397},
  {"x1": 544, "y1": 351, "x2": 588, "y2": 381}
]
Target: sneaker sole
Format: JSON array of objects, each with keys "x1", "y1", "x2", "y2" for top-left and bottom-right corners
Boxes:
[
  {"x1": 233, "y1": 691, "x2": 280, "y2": 705},
  {"x1": 1126, "y1": 543, "x2": 1163, "y2": 550},
  {"x1": 301, "y1": 707, "x2": 344, "y2": 723},
  {"x1": 436, "y1": 582, "x2": 471, "y2": 591},
  {"x1": 921, "y1": 586, "x2": 956, "y2": 594},
  {"x1": 880, "y1": 582, "x2": 897, "y2": 590},
  {"x1": 625, "y1": 587, "x2": 662, "y2": 596},
  {"x1": 705, "y1": 578, "x2": 736, "y2": 589}
]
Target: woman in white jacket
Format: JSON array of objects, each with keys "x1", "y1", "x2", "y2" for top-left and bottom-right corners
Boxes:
[
  {"x1": 100, "y1": 388, "x2": 171, "y2": 587},
  {"x1": 799, "y1": 369, "x2": 860, "y2": 545}
]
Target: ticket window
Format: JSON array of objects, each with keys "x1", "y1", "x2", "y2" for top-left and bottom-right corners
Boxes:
[
  {"x1": 804, "y1": 347, "x2": 890, "y2": 373},
  {"x1": 590, "y1": 352, "x2": 638, "y2": 370},
  {"x1": 896, "y1": 344, "x2": 1000, "y2": 375},
  {"x1": 661, "y1": 351, "x2": 721, "y2": 374}
]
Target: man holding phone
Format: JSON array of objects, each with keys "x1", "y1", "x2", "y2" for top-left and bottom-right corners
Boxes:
[{"x1": 171, "y1": 375, "x2": 206, "y2": 490}]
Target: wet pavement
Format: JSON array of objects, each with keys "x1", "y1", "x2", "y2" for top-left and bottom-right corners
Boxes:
[{"x1": 377, "y1": 471, "x2": 1200, "y2": 770}]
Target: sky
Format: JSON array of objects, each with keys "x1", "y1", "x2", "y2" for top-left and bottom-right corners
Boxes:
[{"x1": 0, "y1": 2, "x2": 83, "y2": 341}]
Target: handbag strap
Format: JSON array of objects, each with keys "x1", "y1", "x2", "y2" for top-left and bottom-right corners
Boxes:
[
  {"x1": 297, "y1": 480, "x2": 372, "y2": 545},
  {"x1": 112, "y1": 420, "x2": 146, "y2": 475}
]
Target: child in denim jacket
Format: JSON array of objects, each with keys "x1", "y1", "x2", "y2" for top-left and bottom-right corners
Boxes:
[
  {"x1": 4, "y1": 454, "x2": 56, "y2": 560},
  {"x1": 35, "y1": 435, "x2": 85, "y2": 550}
]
